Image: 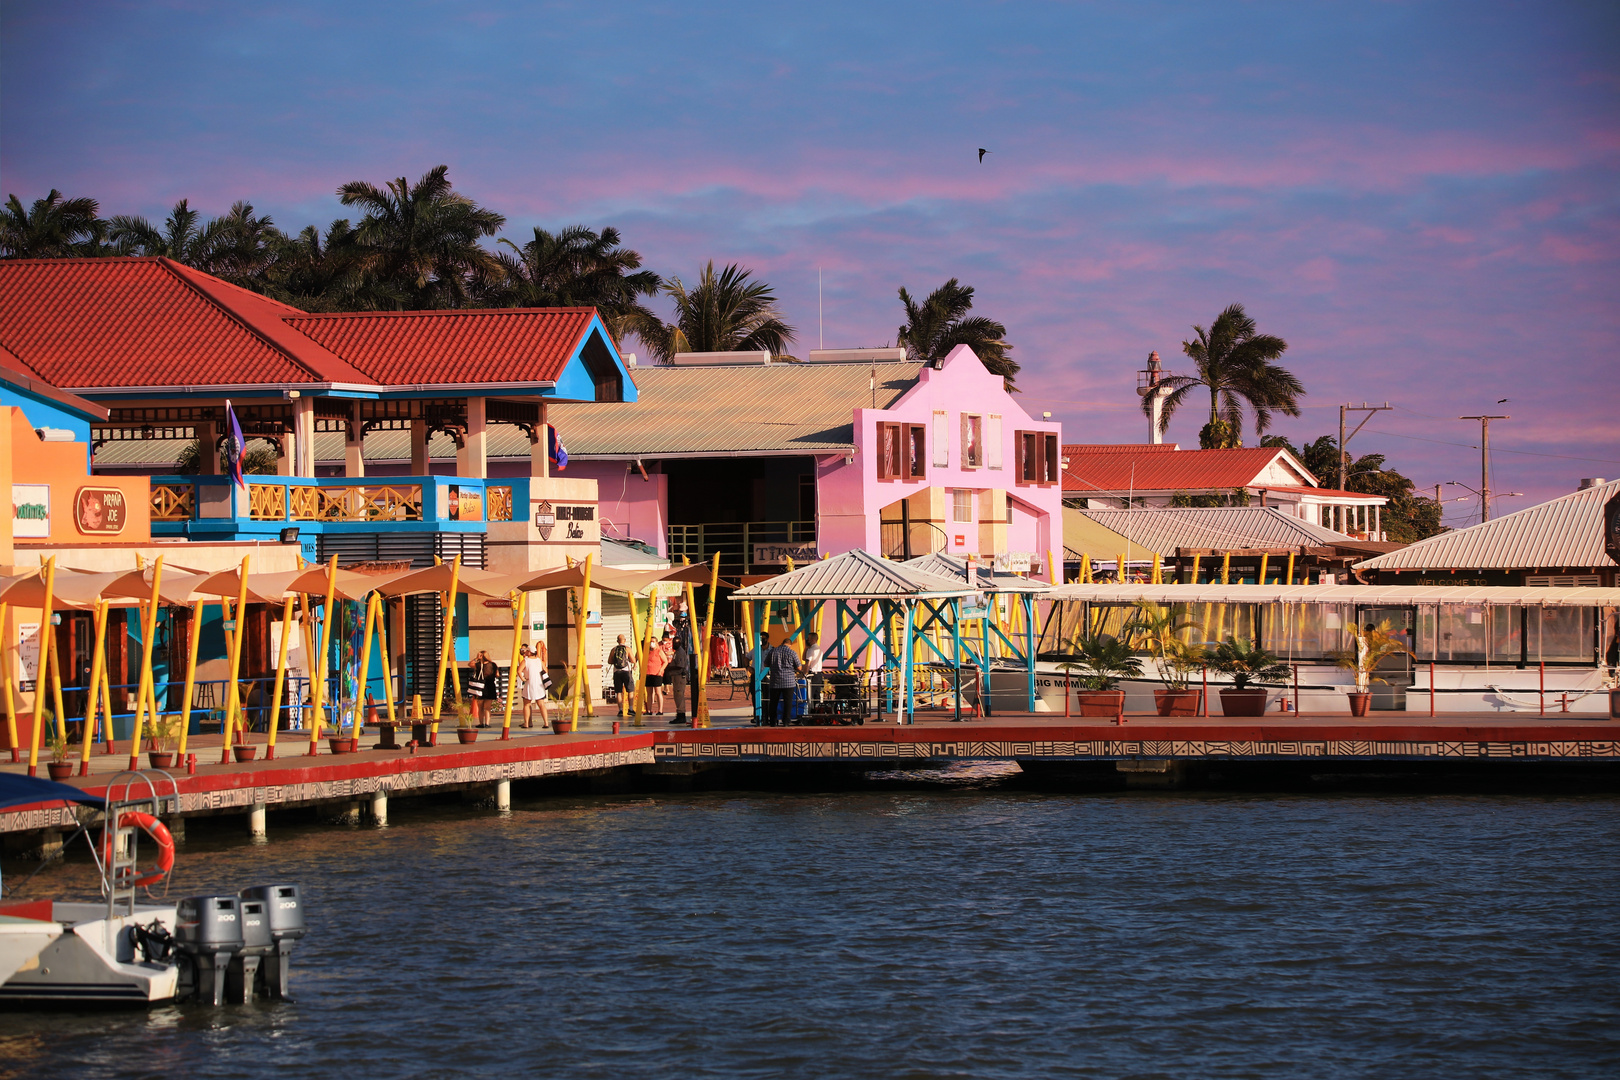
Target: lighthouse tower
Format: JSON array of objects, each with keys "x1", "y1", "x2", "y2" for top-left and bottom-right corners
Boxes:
[{"x1": 1136, "y1": 351, "x2": 1173, "y2": 444}]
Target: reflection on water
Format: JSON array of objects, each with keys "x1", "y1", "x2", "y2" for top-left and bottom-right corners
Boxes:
[{"x1": 3, "y1": 785, "x2": 1618, "y2": 1080}]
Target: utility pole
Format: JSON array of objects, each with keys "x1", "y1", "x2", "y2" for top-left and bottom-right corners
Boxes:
[
  {"x1": 1337, "y1": 402, "x2": 1392, "y2": 489},
  {"x1": 1459, "y1": 414, "x2": 1509, "y2": 521}
]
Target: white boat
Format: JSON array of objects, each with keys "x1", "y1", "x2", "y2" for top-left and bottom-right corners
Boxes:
[
  {"x1": 0, "y1": 912, "x2": 62, "y2": 984},
  {"x1": 0, "y1": 902, "x2": 179, "y2": 1005}
]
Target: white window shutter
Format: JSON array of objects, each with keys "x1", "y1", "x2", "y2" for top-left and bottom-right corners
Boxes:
[
  {"x1": 987, "y1": 414, "x2": 1003, "y2": 469},
  {"x1": 932, "y1": 411, "x2": 948, "y2": 467}
]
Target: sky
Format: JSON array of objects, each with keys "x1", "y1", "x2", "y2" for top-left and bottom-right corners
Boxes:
[{"x1": 3, "y1": 0, "x2": 1617, "y2": 519}]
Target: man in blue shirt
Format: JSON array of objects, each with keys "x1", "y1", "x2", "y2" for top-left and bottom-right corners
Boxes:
[{"x1": 762, "y1": 633, "x2": 802, "y2": 727}]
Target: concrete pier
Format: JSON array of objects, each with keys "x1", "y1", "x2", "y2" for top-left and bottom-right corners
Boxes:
[
  {"x1": 249, "y1": 803, "x2": 267, "y2": 840},
  {"x1": 371, "y1": 791, "x2": 389, "y2": 827}
]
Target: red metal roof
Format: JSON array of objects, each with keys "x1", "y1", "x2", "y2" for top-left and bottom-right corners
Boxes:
[
  {"x1": 284, "y1": 309, "x2": 597, "y2": 386},
  {"x1": 0, "y1": 257, "x2": 332, "y2": 387},
  {"x1": 1061, "y1": 444, "x2": 1317, "y2": 495}
]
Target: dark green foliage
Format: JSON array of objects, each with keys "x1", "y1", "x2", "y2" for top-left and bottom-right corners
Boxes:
[
  {"x1": 0, "y1": 191, "x2": 107, "y2": 257},
  {"x1": 897, "y1": 278, "x2": 1018, "y2": 388},
  {"x1": 1152, "y1": 303, "x2": 1302, "y2": 443},
  {"x1": 1262, "y1": 434, "x2": 1444, "y2": 543},
  {"x1": 1064, "y1": 634, "x2": 1144, "y2": 691},
  {"x1": 1204, "y1": 639, "x2": 1291, "y2": 690},
  {"x1": 650, "y1": 262, "x2": 795, "y2": 362}
]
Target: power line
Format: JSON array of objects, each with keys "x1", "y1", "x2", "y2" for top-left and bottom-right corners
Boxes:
[{"x1": 1364, "y1": 428, "x2": 1620, "y2": 465}]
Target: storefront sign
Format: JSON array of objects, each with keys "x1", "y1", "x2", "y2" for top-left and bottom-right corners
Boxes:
[
  {"x1": 16, "y1": 622, "x2": 40, "y2": 691},
  {"x1": 75, "y1": 486, "x2": 127, "y2": 535},
  {"x1": 535, "y1": 502, "x2": 595, "y2": 541},
  {"x1": 753, "y1": 542, "x2": 818, "y2": 565},
  {"x1": 12, "y1": 484, "x2": 49, "y2": 538},
  {"x1": 446, "y1": 485, "x2": 483, "y2": 521},
  {"x1": 997, "y1": 552, "x2": 1033, "y2": 573}
]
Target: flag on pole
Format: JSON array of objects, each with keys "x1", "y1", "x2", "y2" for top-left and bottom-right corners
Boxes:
[
  {"x1": 547, "y1": 423, "x2": 568, "y2": 472},
  {"x1": 225, "y1": 399, "x2": 246, "y2": 489}
]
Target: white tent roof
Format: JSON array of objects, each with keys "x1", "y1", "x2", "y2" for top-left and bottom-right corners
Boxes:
[
  {"x1": 1045, "y1": 582, "x2": 1620, "y2": 607},
  {"x1": 732, "y1": 548, "x2": 972, "y2": 600}
]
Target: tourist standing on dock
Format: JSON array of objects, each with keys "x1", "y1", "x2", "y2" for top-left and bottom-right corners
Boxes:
[
  {"x1": 645, "y1": 632, "x2": 671, "y2": 715},
  {"x1": 519, "y1": 644, "x2": 551, "y2": 728},
  {"x1": 763, "y1": 633, "x2": 802, "y2": 726},
  {"x1": 710, "y1": 624, "x2": 732, "y2": 681},
  {"x1": 669, "y1": 620, "x2": 693, "y2": 726},
  {"x1": 469, "y1": 650, "x2": 499, "y2": 726},
  {"x1": 802, "y1": 631, "x2": 825, "y2": 706},
  {"x1": 608, "y1": 634, "x2": 635, "y2": 718}
]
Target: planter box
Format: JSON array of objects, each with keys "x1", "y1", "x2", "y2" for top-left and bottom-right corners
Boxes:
[
  {"x1": 1075, "y1": 690, "x2": 1125, "y2": 718},
  {"x1": 1155, "y1": 689, "x2": 1200, "y2": 717},
  {"x1": 328, "y1": 737, "x2": 358, "y2": 755},
  {"x1": 1218, "y1": 689, "x2": 1270, "y2": 717},
  {"x1": 47, "y1": 761, "x2": 74, "y2": 781},
  {"x1": 233, "y1": 745, "x2": 259, "y2": 762},
  {"x1": 551, "y1": 718, "x2": 575, "y2": 735},
  {"x1": 147, "y1": 751, "x2": 175, "y2": 769}
]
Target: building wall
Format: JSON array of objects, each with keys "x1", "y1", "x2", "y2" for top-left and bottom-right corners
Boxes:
[
  {"x1": 817, "y1": 345, "x2": 1063, "y2": 573},
  {"x1": 3, "y1": 407, "x2": 150, "y2": 555},
  {"x1": 557, "y1": 460, "x2": 668, "y2": 555}
]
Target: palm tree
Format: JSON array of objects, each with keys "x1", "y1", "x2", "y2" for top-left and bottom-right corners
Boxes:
[
  {"x1": 108, "y1": 199, "x2": 282, "y2": 288},
  {"x1": 1149, "y1": 303, "x2": 1301, "y2": 448},
  {"x1": 493, "y1": 224, "x2": 662, "y2": 346},
  {"x1": 265, "y1": 219, "x2": 405, "y2": 312},
  {"x1": 896, "y1": 278, "x2": 1017, "y2": 387},
  {"x1": 651, "y1": 262, "x2": 795, "y2": 362},
  {"x1": 0, "y1": 190, "x2": 106, "y2": 257},
  {"x1": 338, "y1": 165, "x2": 505, "y2": 309}
]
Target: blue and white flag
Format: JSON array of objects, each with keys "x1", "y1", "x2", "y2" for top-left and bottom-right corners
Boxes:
[
  {"x1": 548, "y1": 423, "x2": 568, "y2": 472},
  {"x1": 225, "y1": 400, "x2": 246, "y2": 489}
]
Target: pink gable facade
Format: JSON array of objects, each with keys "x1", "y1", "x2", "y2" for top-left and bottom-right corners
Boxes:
[{"x1": 815, "y1": 345, "x2": 1063, "y2": 576}]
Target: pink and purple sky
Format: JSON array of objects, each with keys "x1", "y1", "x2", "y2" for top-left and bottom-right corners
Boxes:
[{"x1": 3, "y1": 1, "x2": 1616, "y2": 518}]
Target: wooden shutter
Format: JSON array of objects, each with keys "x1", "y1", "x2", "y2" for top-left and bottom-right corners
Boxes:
[{"x1": 1044, "y1": 433, "x2": 1059, "y2": 483}]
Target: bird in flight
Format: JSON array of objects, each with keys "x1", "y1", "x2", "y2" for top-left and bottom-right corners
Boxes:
[
  {"x1": 1497, "y1": 398, "x2": 1509, "y2": 404},
  {"x1": 978, "y1": 148, "x2": 990, "y2": 162}
]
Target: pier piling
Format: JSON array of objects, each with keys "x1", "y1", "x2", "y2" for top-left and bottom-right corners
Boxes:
[
  {"x1": 249, "y1": 802, "x2": 267, "y2": 840},
  {"x1": 495, "y1": 779, "x2": 511, "y2": 812},
  {"x1": 371, "y1": 791, "x2": 389, "y2": 827}
]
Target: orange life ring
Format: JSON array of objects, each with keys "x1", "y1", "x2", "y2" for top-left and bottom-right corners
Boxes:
[{"x1": 102, "y1": 811, "x2": 175, "y2": 888}]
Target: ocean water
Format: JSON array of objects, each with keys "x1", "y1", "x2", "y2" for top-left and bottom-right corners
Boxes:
[{"x1": 2, "y1": 774, "x2": 1618, "y2": 1079}]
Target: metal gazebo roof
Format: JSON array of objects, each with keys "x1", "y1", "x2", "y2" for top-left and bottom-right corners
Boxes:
[
  {"x1": 731, "y1": 549, "x2": 973, "y2": 601},
  {"x1": 1044, "y1": 582, "x2": 1620, "y2": 607},
  {"x1": 902, "y1": 552, "x2": 1051, "y2": 594}
]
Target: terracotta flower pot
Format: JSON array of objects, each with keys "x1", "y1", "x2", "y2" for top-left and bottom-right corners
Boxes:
[
  {"x1": 47, "y1": 761, "x2": 74, "y2": 781},
  {"x1": 147, "y1": 751, "x2": 175, "y2": 769},
  {"x1": 551, "y1": 718, "x2": 575, "y2": 735},
  {"x1": 1347, "y1": 691, "x2": 1372, "y2": 717},
  {"x1": 1074, "y1": 690, "x2": 1126, "y2": 718},
  {"x1": 328, "y1": 737, "x2": 357, "y2": 754},
  {"x1": 457, "y1": 728, "x2": 479, "y2": 744},
  {"x1": 233, "y1": 745, "x2": 258, "y2": 762},
  {"x1": 1218, "y1": 689, "x2": 1270, "y2": 717},
  {"x1": 1155, "y1": 689, "x2": 1200, "y2": 717}
]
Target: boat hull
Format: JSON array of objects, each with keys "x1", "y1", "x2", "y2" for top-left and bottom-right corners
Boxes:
[{"x1": 0, "y1": 903, "x2": 179, "y2": 1007}]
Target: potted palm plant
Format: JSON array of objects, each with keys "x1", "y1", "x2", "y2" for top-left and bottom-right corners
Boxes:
[
  {"x1": 147, "y1": 713, "x2": 180, "y2": 769},
  {"x1": 46, "y1": 727, "x2": 75, "y2": 781},
  {"x1": 454, "y1": 701, "x2": 479, "y2": 744},
  {"x1": 1337, "y1": 621, "x2": 1414, "y2": 717},
  {"x1": 1206, "y1": 639, "x2": 1291, "y2": 716},
  {"x1": 1063, "y1": 635, "x2": 1143, "y2": 720},
  {"x1": 1126, "y1": 600, "x2": 1201, "y2": 716}
]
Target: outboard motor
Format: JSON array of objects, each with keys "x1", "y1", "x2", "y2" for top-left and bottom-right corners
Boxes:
[
  {"x1": 225, "y1": 897, "x2": 273, "y2": 1003},
  {"x1": 239, "y1": 884, "x2": 306, "y2": 1000},
  {"x1": 174, "y1": 895, "x2": 244, "y2": 1006}
]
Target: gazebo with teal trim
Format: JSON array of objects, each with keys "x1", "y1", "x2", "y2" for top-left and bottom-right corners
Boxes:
[
  {"x1": 731, "y1": 549, "x2": 986, "y2": 723},
  {"x1": 903, "y1": 552, "x2": 1050, "y2": 715}
]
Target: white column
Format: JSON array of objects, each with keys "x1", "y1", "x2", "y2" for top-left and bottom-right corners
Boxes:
[
  {"x1": 249, "y1": 802, "x2": 267, "y2": 840},
  {"x1": 458, "y1": 397, "x2": 487, "y2": 479},
  {"x1": 495, "y1": 779, "x2": 511, "y2": 812},
  {"x1": 275, "y1": 432, "x2": 293, "y2": 476},
  {"x1": 344, "y1": 402, "x2": 364, "y2": 478},
  {"x1": 370, "y1": 790, "x2": 388, "y2": 827},
  {"x1": 292, "y1": 397, "x2": 316, "y2": 478}
]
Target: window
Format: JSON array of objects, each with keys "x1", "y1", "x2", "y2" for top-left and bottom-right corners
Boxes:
[
  {"x1": 877, "y1": 421, "x2": 926, "y2": 480},
  {"x1": 1014, "y1": 431, "x2": 1061, "y2": 485},
  {"x1": 961, "y1": 414, "x2": 983, "y2": 467},
  {"x1": 952, "y1": 489, "x2": 974, "y2": 523},
  {"x1": 932, "y1": 411, "x2": 949, "y2": 467},
  {"x1": 986, "y1": 414, "x2": 1002, "y2": 469}
]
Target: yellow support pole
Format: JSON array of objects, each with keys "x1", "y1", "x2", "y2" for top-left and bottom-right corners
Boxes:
[
  {"x1": 98, "y1": 663, "x2": 113, "y2": 757},
  {"x1": 354, "y1": 590, "x2": 376, "y2": 743},
  {"x1": 1047, "y1": 550, "x2": 1057, "y2": 584},
  {"x1": 682, "y1": 559, "x2": 702, "y2": 720},
  {"x1": 376, "y1": 595, "x2": 398, "y2": 728},
  {"x1": 219, "y1": 555, "x2": 251, "y2": 763},
  {"x1": 1117, "y1": 551, "x2": 1127, "y2": 583},
  {"x1": 123, "y1": 557, "x2": 162, "y2": 772},
  {"x1": 502, "y1": 590, "x2": 523, "y2": 739},
  {"x1": 299, "y1": 598, "x2": 317, "y2": 732},
  {"x1": 1, "y1": 603, "x2": 15, "y2": 763},
  {"x1": 568, "y1": 554, "x2": 594, "y2": 729},
  {"x1": 1286, "y1": 552, "x2": 1296, "y2": 585},
  {"x1": 1220, "y1": 553, "x2": 1231, "y2": 585},
  {"x1": 1190, "y1": 553, "x2": 1201, "y2": 585},
  {"x1": 307, "y1": 555, "x2": 339, "y2": 754},
  {"x1": 1151, "y1": 554, "x2": 1162, "y2": 584},
  {"x1": 26, "y1": 559, "x2": 57, "y2": 775},
  {"x1": 1078, "y1": 552, "x2": 1089, "y2": 583},
  {"x1": 265, "y1": 596, "x2": 293, "y2": 759},
  {"x1": 630, "y1": 590, "x2": 654, "y2": 726},
  {"x1": 431, "y1": 555, "x2": 462, "y2": 729},
  {"x1": 47, "y1": 632, "x2": 67, "y2": 743},
  {"x1": 697, "y1": 556, "x2": 721, "y2": 727},
  {"x1": 175, "y1": 599, "x2": 205, "y2": 759},
  {"x1": 1258, "y1": 553, "x2": 1270, "y2": 586}
]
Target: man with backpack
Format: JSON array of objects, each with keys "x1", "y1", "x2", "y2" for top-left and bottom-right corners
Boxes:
[
  {"x1": 607, "y1": 634, "x2": 635, "y2": 719},
  {"x1": 761, "y1": 632, "x2": 803, "y2": 726}
]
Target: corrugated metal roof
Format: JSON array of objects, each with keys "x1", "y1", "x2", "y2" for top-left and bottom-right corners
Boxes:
[
  {"x1": 1074, "y1": 507, "x2": 1357, "y2": 556},
  {"x1": 285, "y1": 308, "x2": 594, "y2": 386},
  {"x1": 732, "y1": 549, "x2": 971, "y2": 599},
  {"x1": 1047, "y1": 582, "x2": 1620, "y2": 607},
  {"x1": 548, "y1": 361, "x2": 923, "y2": 456},
  {"x1": 1356, "y1": 479, "x2": 1620, "y2": 570},
  {"x1": 1061, "y1": 444, "x2": 1317, "y2": 495},
  {"x1": 903, "y1": 552, "x2": 1051, "y2": 592}
]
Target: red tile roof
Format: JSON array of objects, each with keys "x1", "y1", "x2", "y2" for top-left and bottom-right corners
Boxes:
[
  {"x1": 0, "y1": 257, "x2": 333, "y2": 387},
  {"x1": 284, "y1": 309, "x2": 598, "y2": 386},
  {"x1": 1061, "y1": 444, "x2": 1317, "y2": 496}
]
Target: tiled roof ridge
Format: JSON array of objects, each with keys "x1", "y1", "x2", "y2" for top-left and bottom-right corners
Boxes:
[{"x1": 285, "y1": 306, "x2": 601, "y2": 321}]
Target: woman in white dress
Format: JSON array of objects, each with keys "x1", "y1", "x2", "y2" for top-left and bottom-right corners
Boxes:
[{"x1": 518, "y1": 642, "x2": 551, "y2": 728}]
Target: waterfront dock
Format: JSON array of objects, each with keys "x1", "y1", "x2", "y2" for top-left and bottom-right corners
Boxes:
[{"x1": 4, "y1": 705, "x2": 1616, "y2": 845}]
